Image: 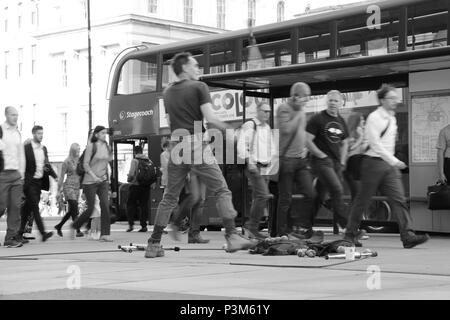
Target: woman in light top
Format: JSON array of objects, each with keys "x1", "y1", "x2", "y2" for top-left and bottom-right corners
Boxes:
[
  {"x1": 71, "y1": 125, "x2": 113, "y2": 241},
  {"x1": 54, "y1": 143, "x2": 83, "y2": 237},
  {"x1": 344, "y1": 112, "x2": 366, "y2": 200}
]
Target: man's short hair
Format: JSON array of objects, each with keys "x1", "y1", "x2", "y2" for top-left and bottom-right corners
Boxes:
[
  {"x1": 171, "y1": 52, "x2": 192, "y2": 76},
  {"x1": 4, "y1": 106, "x2": 14, "y2": 116},
  {"x1": 32, "y1": 125, "x2": 43, "y2": 134},
  {"x1": 256, "y1": 102, "x2": 270, "y2": 110},
  {"x1": 327, "y1": 90, "x2": 343, "y2": 100},
  {"x1": 377, "y1": 84, "x2": 396, "y2": 101},
  {"x1": 134, "y1": 145, "x2": 143, "y2": 155}
]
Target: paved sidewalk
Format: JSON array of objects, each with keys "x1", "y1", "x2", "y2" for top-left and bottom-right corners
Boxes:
[{"x1": 1, "y1": 220, "x2": 449, "y2": 300}]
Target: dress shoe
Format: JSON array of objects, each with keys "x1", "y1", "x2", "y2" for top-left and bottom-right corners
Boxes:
[
  {"x1": 55, "y1": 225, "x2": 63, "y2": 237},
  {"x1": 76, "y1": 231, "x2": 84, "y2": 237},
  {"x1": 138, "y1": 227, "x2": 148, "y2": 232},
  {"x1": 403, "y1": 233, "x2": 430, "y2": 249},
  {"x1": 42, "y1": 232, "x2": 54, "y2": 242},
  {"x1": 126, "y1": 226, "x2": 134, "y2": 232}
]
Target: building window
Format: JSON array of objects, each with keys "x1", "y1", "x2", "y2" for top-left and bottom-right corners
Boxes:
[
  {"x1": 54, "y1": 6, "x2": 62, "y2": 25},
  {"x1": 61, "y1": 112, "x2": 68, "y2": 145},
  {"x1": 4, "y1": 7, "x2": 8, "y2": 32},
  {"x1": 248, "y1": 0, "x2": 256, "y2": 27},
  {"x1": 148, "y1": 0, "x2": 157, "y2": 13},
  {"x1": 217, "y1": 0, "x2": 225, "y2": 29},
  {"x1": 277, "y1": 1, "x2": 284, "y2": 22},
  {"x1": 4, "y1": 51, "x2": 9, "y2": 79},
  {"x1": 18, "y1": 48, "x2": 23, "y2": 77},
  {"x1": 17, "y1": 3, "x2": 22, "y2": 29},
  {"x1": 31, "y1": 45, "x2": 36, "y2": 75},
  {"x1": 61, "y1": 59, "x2": 67, "y2": 87},
  {"x1": 183, "y1": 0, "x2": 193, "y2": 24}
]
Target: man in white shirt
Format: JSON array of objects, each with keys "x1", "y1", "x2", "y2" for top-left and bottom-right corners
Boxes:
[
  {"x1": 0, "y1": 107, "x2": 26, "y2": 248},
  {"x1": 19, "y1": 125, "x2": 57, "y2": 242},
  {"x1": 344, "y1": 84, "x2": 429, "y2": 249},
  {"x1": 237, "y1": 102, "x2": 277, "y2": 239}
]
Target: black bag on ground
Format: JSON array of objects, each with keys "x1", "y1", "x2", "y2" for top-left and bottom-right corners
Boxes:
[
  {"x1": 136, "y1": 158, "x2": 159, "y2": 186},
  {"x1": 427, "y1": 182, "x2": 450, "y2": 210}
]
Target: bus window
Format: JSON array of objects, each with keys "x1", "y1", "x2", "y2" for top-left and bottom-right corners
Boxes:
[
  {"x1": 117, "y1": 55, "x2": 157, "y2": 95},
  {"x1": 337, "y1": 8, "x2": 401, "y2": 58},
  {"x1": 242, "y1": 31, "x2": 291, "y2": 70},
  {"x1": 298, "y1": 24, "x2": 330, "y2": 63},
  {"x1": 407, "y1": 0, "x2": 448, "y2": 50},
  {"x1": 210, "y1": 41, "x2": 236, "y2": 74},
  {"x1": 162, "y1": 49, "x2": 204, "y2": 88}
]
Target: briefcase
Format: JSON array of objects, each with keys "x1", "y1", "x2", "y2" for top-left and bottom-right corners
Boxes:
[{"x1": 427, "y1": 182, "x2": 450, "y2": 210}]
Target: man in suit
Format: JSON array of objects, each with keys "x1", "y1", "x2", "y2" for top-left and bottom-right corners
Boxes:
[{"x1": 18, "y1": 125, "x2": 57, "y2": 242}]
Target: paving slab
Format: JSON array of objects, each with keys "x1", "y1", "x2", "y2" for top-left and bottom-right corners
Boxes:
[{"x1": 1, "y1": 220, "x2": 450, "y2": 300}]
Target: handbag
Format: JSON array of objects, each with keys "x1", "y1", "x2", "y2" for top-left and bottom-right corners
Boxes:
[{"x1": 427, "y1": 182, "x2": 450, "y2": 210}]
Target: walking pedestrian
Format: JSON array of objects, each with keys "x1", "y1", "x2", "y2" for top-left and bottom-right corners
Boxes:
[
  {"x1": 54, "y1": 143, "x2": 83, "y2": 237},
  {"x1": 343, "y1": 112, "x2": 366, "y2": 201},
  {"x1": 19, "y1": 125, "x2": 57, "y2": 242},
  {"x1": 306, "y1": 90, "x2": 350, "y2": 231},
  {"x1": 276, "y1": 83, "x2": 317, "y2": 239},
  {"x1": 437, "y1": 124, "x2": 450, "y2": 183},
  {"x1": 344, "y1": 84, "x2": 430, "y2": 248},
  {"x1": 0, "y1": 107, "x2": 25, "y2": 248},
  {"x1": 145, "y1": 52, "x2": 256, "y2": 258},
  {"x1": 238, "y1": 102, "x2": 277, "y2": 240},
  {"x1": 71, "y1": 125, "x2": 113, "y2": 242},
  {"x1": 126, "y1": 145, "x2": 151, "y2": 233}
]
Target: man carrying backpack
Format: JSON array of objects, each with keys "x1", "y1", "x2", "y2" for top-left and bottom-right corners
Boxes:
[{"x1": 126, "y1": 145, "x2": 153, "y2": 232}]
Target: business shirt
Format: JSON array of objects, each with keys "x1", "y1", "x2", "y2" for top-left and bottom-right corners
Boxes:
[
  {"x1": 31, "y1": 140, "x2": 45, "y2": 179},
  {"x1": 0, "y1": 122, "x2": 25, "y2": 177},
  {"x1": 436, "y1": 124, "x2": 450, "y2": 158},
  {"x1": 237, "y1": 118, "x2": 277, "y2": 165},
  {"x1": 364, "y1": 106, "x2": 399, "y2": 166}
]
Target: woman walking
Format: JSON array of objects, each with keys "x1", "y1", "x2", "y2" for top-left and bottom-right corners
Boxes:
[
  {"x1": 71, "y1": 126, "x2": 113, "y2": 242},
  {"x1": 344, "y1": 112, "x2": 366, "y2": 201},
  {"x1": 54, "y1": 143, "x2": 83, "y2": 237}
]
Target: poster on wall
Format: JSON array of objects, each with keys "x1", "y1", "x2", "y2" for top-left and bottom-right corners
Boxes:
[{"x1": 412, "y1": 93, "x2": 450, "y2": 163}]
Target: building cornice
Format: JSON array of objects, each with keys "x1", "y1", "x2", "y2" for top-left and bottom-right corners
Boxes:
[{"x1": 33, "y1": 14, "x2": 223, "y2": 39}]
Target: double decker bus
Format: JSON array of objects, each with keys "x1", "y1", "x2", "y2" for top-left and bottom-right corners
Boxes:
[{"x1": 107, "y1": 0, "x2": 450, "y2": 233}]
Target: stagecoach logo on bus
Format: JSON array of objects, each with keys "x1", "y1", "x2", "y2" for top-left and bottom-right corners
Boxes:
[
  {"x1": 168, "y1": 121, "x2": 280, "y2": 168},
  {"x1": 119, "y1": 109, "x2": 154, "y2": 121}
]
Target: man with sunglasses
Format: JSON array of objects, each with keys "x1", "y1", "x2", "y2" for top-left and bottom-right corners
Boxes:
[
  {"x1": 238, "y1": 102, "x2": 277, "y2": 239},
  {"x1": 276, "y1": 82, "x2": 317, "y2": 240}
]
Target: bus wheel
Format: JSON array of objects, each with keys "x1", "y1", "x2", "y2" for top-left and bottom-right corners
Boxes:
[{"x1": 362, "y1": 200, "x2": 391, "y2": 233}]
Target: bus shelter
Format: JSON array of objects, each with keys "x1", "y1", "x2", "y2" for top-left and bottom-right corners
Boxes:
[{"x1": 201, "y1": 45, "x2": 450, "y2": 234}]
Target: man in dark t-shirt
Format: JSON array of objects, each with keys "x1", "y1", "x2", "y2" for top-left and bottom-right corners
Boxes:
[
  {"x1": 306, "y1": 90, "x2": 349, "y2": 233},
  {"x1": 145, "y1": 52, "x2": 257, "y2": 258}
]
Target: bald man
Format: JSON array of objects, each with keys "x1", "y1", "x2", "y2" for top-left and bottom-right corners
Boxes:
[
  {"x1": 306, "y1": 90, "x2": 349, "y2": 233},
  {"x1": 275, "y1": 82, "x2": 318, "y2": 240},
  {"x1": 0, "y1": 107, "x2": 26, "y2": 248}
]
